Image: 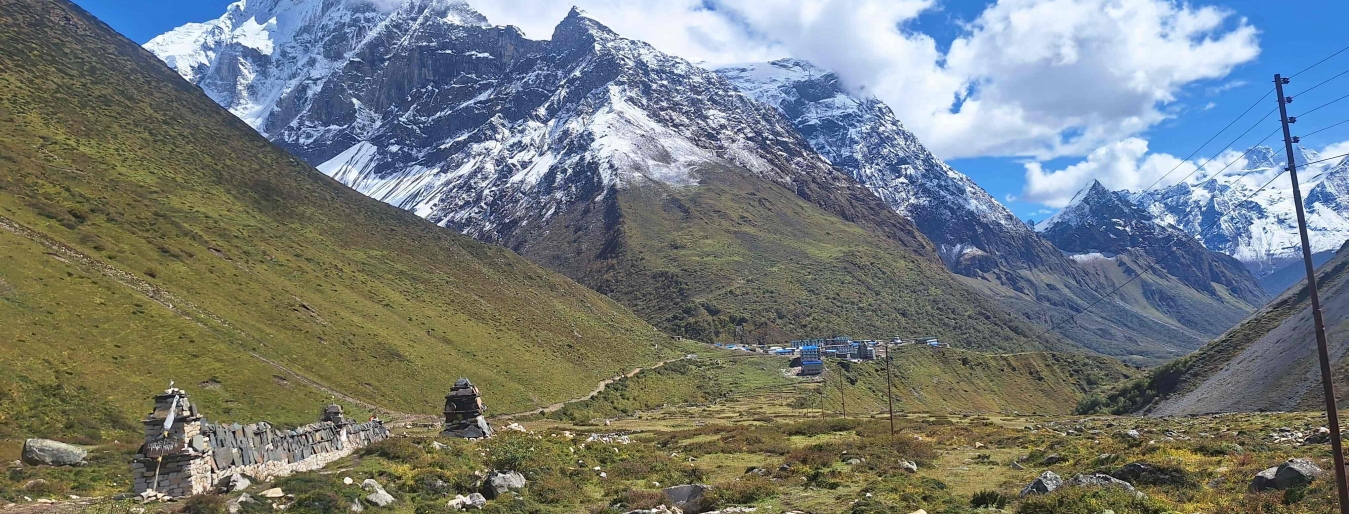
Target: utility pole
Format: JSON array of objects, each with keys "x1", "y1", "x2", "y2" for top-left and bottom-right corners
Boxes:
[
  {"x1": 838, "y1": 372, "x2": 847, "y2": 418},
  {"x1": 885, "y1": 353, "x2": 895, "y2": 438},
  {"x1": 1276, "y1": 72, "x2": 1349, "y2": 514}
]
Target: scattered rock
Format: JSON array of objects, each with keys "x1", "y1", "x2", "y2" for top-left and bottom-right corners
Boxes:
[
  {"x1": 625, "y1": 506, "x2": 683, "y2": 514},
  {"x1": 483, "y1": 470, "x2": 527, "y2": 499},
  {"x1": 448, "y1": 495, "x2": 471, "y2": 511},
  {"x1": 360, "y1": 479, "x2": 382, "y2": 491},
  {"x1": 1112, "y1": 462, "x2": 1189, "y2": 486},
  {"x1": 1010, "y1": 461, "x2": 1025, "y2": 470},
  {"x1": 664, "y1": 484, "x2": 710, "y2": 513},
  {"x1": 366, "y1": 488, "x2": 395, "y2": 507},
  {"x1": 430, "y1": 441, "x2": 448, "y2": 451},
  {"x1": 21, "y1": 479, "x2": 49, "y2": 492},
  {"x1": 21, "y1": 439, "x2": 88, "y2": 467},
  {"x1": 1069, "y1": 473, "x2": 1142, "y2": 497},
  {"x1": 1040, "y1": 454, "x2": 1067, "y2": 465},
  {"x1": 1020, "y1": 471, "x2": 1064, "y2": 497},
  {"x1": 1251, "y1": 458, "x2": 1324, "y2": 492},
  {"x1": 260, "y1": 488, "x2": 285, "y2": 499},
  {"x1": 1123, "y1": 429, "x2": 1141, "y2": 440},
  {"x1": 350, "y1": 500, "x2": 364, "y2": 512},
  {"x1": 466, "y1": 493, "x2": 487, "y2": 509},
  {"x1": 226, "y1": 493, "x2": 254, "y2": 514},
  {"x1": 217, "y1": 473, "x2": 250, "y2": 493},
  {"x1": 898, "y1": 460, "x2": 918, "y2": 473},
  {"x1": 343, "y1": 477, "x2": 354, "y2": 485},
  {"x1": 845, "y1": 458, "x2": 862, "y2": 466}
]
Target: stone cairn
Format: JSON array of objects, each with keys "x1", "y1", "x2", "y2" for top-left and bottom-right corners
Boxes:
[
  {"x1": 441, "y1": 378, "x2": 493, "y2": 439},
  {"x1": 130, "y1": 384, "x2": 389, "y2": 500}
]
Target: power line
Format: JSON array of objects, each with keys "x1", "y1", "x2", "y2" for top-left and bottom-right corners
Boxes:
[
  {"x1": 1304, "y1": 152, "x2": 1349, "y2": 167},
  {"x1": 1294, "y1": 92, "x2": 1349, "y2": 119},
  {"x1": 1299, "y1": 118, "x2": 1349, "y2": 140},
  {"x1": 1292, "y1": 67, "x2": 1349, "y2": 96},
  {"x1": 1291, "y1": 44, "x2": 1349, "y2": 78},
  {"x1": 1139, "y1": 91, "x2": 1272, "y2": 193},
  {"x1": 1032, "y1": 128, "x2": 1284, "y2": 339}
]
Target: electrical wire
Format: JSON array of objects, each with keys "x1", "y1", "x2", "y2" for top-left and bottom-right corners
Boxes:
[
  {"x1": 1292, "y1": 67, "x2": 1349, "y2": 96},
  {"x1": 1139, "y1": 90, "x2": 1272, "y2": 193},
  {"x1": 1294, "y1": 92, "x2": 1349, "y2": 119},
  {"x1": 1291, "y1": 44, "x2": 1349, "y2": 78},
  {"x1": 1303, "y1": 152, "x2": 1349, "y2": 167},
  {"x1": 1299, "y1": 118, "x2": 1349, "y2": 140}
]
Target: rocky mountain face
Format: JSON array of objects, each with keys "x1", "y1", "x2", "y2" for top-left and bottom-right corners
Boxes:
[
  {"x1": 716, "y1": 59, "x2": 1266, "y2": 363},
  {"x1": 146, "y1": 0, "x2": 1059, "y2": 351},
  {"x1": 1093, "y1": 241, "x2": 1349, "y2": 416},
  {"x1": 1038, "y1": 181, "x2": 1267, "y2": 305},
  {"x1": 1133, "y1": 146, "x2": 1349, "y2": 293}
]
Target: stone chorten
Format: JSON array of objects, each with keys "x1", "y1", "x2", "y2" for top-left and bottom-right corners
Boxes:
[
  {"x1": 441, "y1": 378, "x2": 493, "y2": 439},
  {"x1": 131, "y1": 384, "x2": 213, "y2": 499}
]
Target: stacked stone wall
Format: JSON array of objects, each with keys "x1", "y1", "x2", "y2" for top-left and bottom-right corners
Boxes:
[{"x1": 131, "y1": 388, "x2": 388, "y2": 498}]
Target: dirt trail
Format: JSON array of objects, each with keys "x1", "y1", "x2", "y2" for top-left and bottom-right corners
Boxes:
[{"x1": 493, "y1": 355, "x2": 692, "y2": 421}]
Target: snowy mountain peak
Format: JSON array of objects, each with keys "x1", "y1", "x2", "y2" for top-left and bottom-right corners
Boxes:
[
  {"x1": 551, "y1": 5, "x2": 618, "y2": 45},
  {"x1": 1037, "y1": 180, "x2": 1130, "y2": 232}
]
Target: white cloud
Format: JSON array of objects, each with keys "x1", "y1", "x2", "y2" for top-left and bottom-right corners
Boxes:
[
  {"x1": 1018, "y1": 137, "x2": 1271, "y2": 207},
  {"x1": 471, "y1": 0, "x2": 1259, "y2": 161}
]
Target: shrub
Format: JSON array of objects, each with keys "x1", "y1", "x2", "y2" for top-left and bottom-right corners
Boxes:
[
  {"x1": 707, "y1": 475, "x2": 779, "y2": 507},
  {"x1": 362, "y1": 437, "x2": 428, "y2": 464},
  {"x1": 179, "y1": 493, "x2": 227, "y2": 514},
  {"x1": 1016, "y1": 487, "x2": 1172, "y2": 514},
  {"x1": 613, "y1": 488, "x2": 665, "y2": 511},
  {"x1": 971, "y1": 489, "x2": 1010, "y2": 509}
]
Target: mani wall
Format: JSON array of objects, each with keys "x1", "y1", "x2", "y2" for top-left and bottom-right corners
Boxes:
[{"x1": 130, "y1": 387, "x2": 389, "y2": 498}]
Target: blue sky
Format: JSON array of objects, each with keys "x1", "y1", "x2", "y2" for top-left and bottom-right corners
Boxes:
[{"x1": 73, "y1": 0, "x2": 1349, "y2": 222}]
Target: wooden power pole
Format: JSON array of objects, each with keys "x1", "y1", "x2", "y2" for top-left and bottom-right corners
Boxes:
[
  {"x1": 886, "y1": 353, "x2": 895, "y2": 438},
  {"x1": 1276, "y1": 72, "x2": 1349, "y2": 514}
]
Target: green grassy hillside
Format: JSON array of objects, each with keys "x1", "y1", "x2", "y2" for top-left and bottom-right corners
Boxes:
[
  {"x1": 526, "y1": 167, "x2": 1071, "y2": 354},
  {"x1": 819, "y1": 346, "x2": 1140, "y2": 415},
  {"x1": 0, "y1": 0, "x2": 678, "y2": 440}
]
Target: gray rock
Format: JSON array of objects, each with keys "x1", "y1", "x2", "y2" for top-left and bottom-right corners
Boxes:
[
  {"x1": 466, "y1": 493, "x2": 487, "y2": 509},
  {"x1": 448, "y1": 495, "x2": 471, "y2": 511},
  {"x1": 430, "y1": 441, "x2": 448, "y2": 451},
  {"x1": 483, "y1": 470, "x2": 527, "y2": 499},
  {"x1": 360, "y1": 479, "x2": 382, "y2": 491},
  {"x1": 366, "y1": 489, "x2": 396, "y2": 507},
  {"x1": 1040, "y1": 453, "x2": 1067, "y2": 465},
  {"x1": 898, "y1": 460, "x2": 918, "y2": 473},
  {"x1": 1010, "y1": 461, "x2": 1025, "y2": 470},
  {"x1": 226, "y1": 493, "x2": 254, "y2": 514},
  {"x1": 350, "y1": 501, "x2": 364, "y2": 512},
  {"x1": 845, "y1": 458, "x2": 862, "y2": 466},
  {"x1": 21, "y1": 439, "x2": 87, "y2": 467},
  {"x1": 624, "y1": 507, "x2": 682, "y2": 514},
  {"x1": 190, "y1": 434, "x2": 208, "y2": 452},
  {"x1": 218, "y1": 473, "x2": 251, "y2": 493},
  {"x1": 1124, "y1": 429, "x2": 1141, "y2": 440},
  {"x1": 664, "y1": 484, "x2": 710, "y2": 513},
  {"x1": 1069, "y1": 473, "x2": 1142, "y2": 496},
  {"x1": 1250, "y1": 458, "x2": 1324, "y2": 492},
  {"x1": 1020, "y1": 471, "x2": 1064, "y2": 497}
]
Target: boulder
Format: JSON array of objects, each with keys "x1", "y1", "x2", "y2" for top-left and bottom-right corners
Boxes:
[
  {"x1": 227, "y1": 493, "x2": 254, "y2": 514},
  {"x1": 1019, "y1": 471, "x2": 1064, "y2": 497},
  {"x1": 1068, "y1": 473, "x2": 1142, "y2": 497},
  {"x1": 664, "y1": 484, "x2": 710, "y2": 513},
  {"x1": 1250, "y1": 458, "x2": 1324, "y2": 492},
  {"x1": 466, "y1": 493, "x2": 487, "y2": 509},
  {"x1": 1040, "y1": 453, "x2": 1066, "y2": 465},
  {"x1": 483, "y1": 470, "x2": 527, "y2": 499},
  {"x1": 21, "y1": 439, "x2": 87, "y2": 467},
  {"x1": 366, "y1": 488, "x2": 396, "y2": 507},
  {"x1": 260, "y1": 488, "x2": 285, "y2": 498},
  {"x1": 360, "y1": 479, "x2": 382, "y2": 491},
  {"x1": 624, "y1": 507, "x2": 683, "y2": 514},
  {"x1": 217, "y1": 473, "x2": 250, "y2": 493},
  {"x1": 350, "y1": 501, "x2": 364, "y2": 513},
  {"x1": 448, "y1": 495, "x2": 471, "y2": 511},
  {"x1": 1112, "y1": 462, "x2": 1189, "y2": 486},
  {"x1": 1123, "y1": 429, "x2": 1141, "y2": 440},
  {"x1": 898, "y1": 460, "x2": 918, "y2": 473}
]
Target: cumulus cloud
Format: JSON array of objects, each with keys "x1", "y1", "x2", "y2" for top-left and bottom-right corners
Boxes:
[{"x1": 471, "y1": 0, "x2": 1259, "y2": 161}]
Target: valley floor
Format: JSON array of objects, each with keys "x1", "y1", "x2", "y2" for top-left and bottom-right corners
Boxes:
[{"x1": 2, "y1": 355, "x2": 1347, "y2": 514}]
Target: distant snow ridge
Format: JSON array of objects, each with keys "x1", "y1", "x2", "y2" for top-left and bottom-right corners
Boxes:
[
  {"x1": 718, "y1": 59, "x2": 1053, "y2": 272},
  {"x1": 146, "y1": 2, "x2": 853, "y2": 245},
  {"x1": 1132, "y1": 146, "x2": 1349, "y2": 276}
]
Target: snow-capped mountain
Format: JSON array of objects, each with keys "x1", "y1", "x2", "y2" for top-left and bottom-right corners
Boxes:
[
  {"x1": 716, "y1": 58, "x2": 1268, "y2": 362},
  {"x1": 717, "y1": 59, "x2": 1060, "y2": 274},
  {"x1": 147, "y1": 1, "x2": 905, "y2": 248},
  {"x1": 1040, "y1": 180, "x2": 1266, "y2": 304},
  {"x1": 1132, "y1": 146, "x2": 1349, "y2": 289}
]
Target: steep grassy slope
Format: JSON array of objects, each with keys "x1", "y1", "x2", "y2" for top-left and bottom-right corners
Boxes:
[
  {"x1": 820, "y1": 346, "x2": 1140, "y2": 415},
  {"x1": 0, "y1": 0, "x2": 676, "y2": 439},
  {"x1": 524, "y1": 166, "x2": 1070, "y2": 354},
  {"x1": 1081, "y1": 241, "x2": 1349, "y2": 415}
]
